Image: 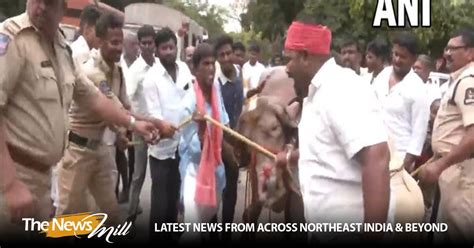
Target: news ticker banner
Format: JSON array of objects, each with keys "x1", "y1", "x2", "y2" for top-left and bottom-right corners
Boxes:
[
  {"x1": 20, "y1": 212, "x2": 450, "y2": 243},
  {"x1": 154, "y1": 222, "x2": 448, "y2": 234}
]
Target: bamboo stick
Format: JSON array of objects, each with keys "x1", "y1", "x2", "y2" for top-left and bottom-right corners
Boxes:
[
  {"x1": 177, "y1": 115, "x2": 193, "y2": 129},
  {"x1": 203, "y1": 114, "x2": 277, "y2": 160},
  {"x1": 127, "y1": 140, "x2": 142, "y2": 146},
  {"x1": 128, "y1": 114, "x2": 278, "y2": 162},
  {"x1": 127, "y1": 116, "x2": 194, "y2": 146},
  {"x1": 411, "y1": 157, "x2": 436, "y2": 177}
]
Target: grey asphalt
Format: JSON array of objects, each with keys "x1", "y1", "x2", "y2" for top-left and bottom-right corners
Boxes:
[{"x1": 118, "y1": 166, "x2": 285, "y2": 243}]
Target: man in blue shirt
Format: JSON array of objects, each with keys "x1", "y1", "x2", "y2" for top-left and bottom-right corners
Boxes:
[
  {"x1": 178, "y1": 43, "x2": 229, "y2": 243},
  {"x1": 215, "y1": 35, "x2": 244, "y2": 129},
  {"x1": 212, "y1": 35, "x2": 243, "y2": 242}
]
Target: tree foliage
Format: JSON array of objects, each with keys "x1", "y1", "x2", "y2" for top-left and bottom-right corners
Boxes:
[
  {"x1": 162, "y1": 0, "x2": 227, "y2": 39},
  {"x1": 0, "y1": 0, "x2": 226, "y2": 40},
  {"x1": 229, "y1": 29, "x2": 273, "y2": 63},
  {"x1": 104, "y1": 0, "x2": 227, "y2": 39},
  {"x1": 0, "y1": 0, "x2": 26, "y2": 21},
  {"x1": 243, "y1": 0, "x2": 474, "y2": 58},
  {"x1": 242, "y1": 0, "x2": 304, "y2": 41},
  {"x1": 99, "y1": 0, "x2": 227, "y2": 39}
]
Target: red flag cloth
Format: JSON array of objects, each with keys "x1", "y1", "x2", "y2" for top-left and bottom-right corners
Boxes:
[
  {"x1": 284, "y1": 21, "x2": 332, "y2": 55},
  {"x1": 193, "y1": 81, "x2": 223, "y2": 207}
]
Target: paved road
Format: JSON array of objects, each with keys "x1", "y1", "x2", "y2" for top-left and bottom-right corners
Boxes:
[{"x1": 119, "y1": 165, "x2": 285, "y2": 243}]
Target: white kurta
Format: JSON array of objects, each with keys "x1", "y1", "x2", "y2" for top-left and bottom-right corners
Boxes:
[
  {"x1": 372, "y1": 66, "x2": 430, "y2": 157},
  {"x1": 143, "y1": 60, "x2": 193, "y2": 160},
  {"x1": 242, "y1": 61, "x2": 266, "y2": 95},
  {"x1": 298, "y1": 58, "x2": 393, "y2": 241}
]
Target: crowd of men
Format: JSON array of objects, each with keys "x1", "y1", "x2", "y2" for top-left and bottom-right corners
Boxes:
[{"x1": 0, "y1": 0, "x2": 473, "y2": 245}]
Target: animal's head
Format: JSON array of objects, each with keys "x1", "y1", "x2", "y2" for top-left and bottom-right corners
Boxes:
[{"x1": 234, "y1": 96, "x2": 300, "y2": 210}]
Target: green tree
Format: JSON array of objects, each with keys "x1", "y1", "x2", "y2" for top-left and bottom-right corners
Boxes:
[
  {"x1": 241, "y1": 0, "x2": 305, "y2": 41},
  {"x1": 229, "y1": 29, "x2": 273, "y2": 63},
  {"x1": 412, "y1": 1, "x2": 474, "y2": 58},
  {"x1": 242, "y1": 0, "x2": 305, "y2": 41},
  {"x1": 242, "y1": 0, "x2": 474, "y2": 58},
  {"x1": 236, "y1": 0, "x2": 305, "y2": 62},
  {"x1": 163, "y1": 0, "x2": 227, "y2": 39},
  {"x1": 102, "y1": 0, "x2": 226, "y2": 38},
  {"x1": 0, "y1": 0, "x2": 26, "y2": 21},
  {"x1": 347, "y1": 0, "x2": 474, "y2": 57}
]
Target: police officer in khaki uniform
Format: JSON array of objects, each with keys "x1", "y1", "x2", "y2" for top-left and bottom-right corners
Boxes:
[
  {"x1": 0, "y1": 0, "x2": 158, "y2": 240},
  {"x1": 56, "y1": 13, "x2": 134, "y2": 224},
  {"x1": 420, "y1": 27, "x2": 474, "y2": 243}
]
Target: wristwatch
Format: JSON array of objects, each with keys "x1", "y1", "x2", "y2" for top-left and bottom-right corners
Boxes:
[{"x1": 128, "y1": 116, "x2": 136, "y2": 131}]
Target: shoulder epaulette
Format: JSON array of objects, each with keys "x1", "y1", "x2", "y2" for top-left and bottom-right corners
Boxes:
[
  {"x1": 0, "y1": 14, "x2": 34, "y2": 38},
  {"x1": 449, "y1": 74, "x2": 474, "y2": 105}
]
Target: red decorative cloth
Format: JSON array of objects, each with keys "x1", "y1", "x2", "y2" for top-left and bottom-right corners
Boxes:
[
  {"x1": 284, "y1": 21, "x2": 332, "y2": 55},
  {"x1": 193, "y1": 81, "x2": 223, "y2": 207}
]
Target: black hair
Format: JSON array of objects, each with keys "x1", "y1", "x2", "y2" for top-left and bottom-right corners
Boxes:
[
  {"x1": 137, "y1": 25, "x2": 155, "y2": 42},
  {"x1": 452, "y1": 26, "x2": 474, "y2": 47},
  {"x1": 232, "y1": 42, "x2": 246, "y2": 53},
  {"x1": 366, "y1": 39, "x2": 390, "y2": 62},
  {"x1": 341, "y1": 38, "x2": 361, "y2": 53},
  {"x1": 95, "y1": 13, "x2": 123, "y2": 39},
  {"x1": 79, "y1": 5, "x2": 101, "y2": 31},
  {"x1": 248, "y1": 43, "x2": 261, "y2": 53},
  {"x1": 193, "y1": 43, "x2": 214, "y2": 69},
  {"x1": 214, "y1": 34, "x2": 234, "y2": 53},
  {"x1": 155, "y1": 27, "x2": 177, "y2": 47},
  {"x1": 392, "y1": 32, "x2": 419, "y2": 56}
]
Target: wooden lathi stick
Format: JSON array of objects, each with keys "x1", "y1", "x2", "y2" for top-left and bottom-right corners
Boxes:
[
  {"x1": 411, "y1": 156, "x2": 436, "y2": 177},
  {"x1": 203, "y1": 114, "x2": 277, "y2": 160},
  {"x1": 128, "y1": 116, "x2": 194, "y2": 147}
]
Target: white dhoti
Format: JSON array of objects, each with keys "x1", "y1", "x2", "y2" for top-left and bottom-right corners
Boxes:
[
  {"x1": 179, "y1": 162, "x2": 223, "y2": 244},
  {"x1": 390, "y1": 168, "x2": 425, "y2": 223},
  {"x1": 387, "y1": 136, "x2": 425, "y2": 225},
  {"x1": 388, "y1": 149, "x2": 425, "y2": 242}
]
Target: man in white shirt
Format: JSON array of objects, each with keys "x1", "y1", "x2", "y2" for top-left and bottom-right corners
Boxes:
[
  {"x1": 365, "y1": 39, "x2": 390, "y2": 85},
  {"x1": 372, "y1": 33, "x2": 431, "y2": 173},
  {"x1": 120, "y1": 32, "x2": 139, "y2": 76},
  {"x1": 184, "y1": 45, "x2": 195, "y2": 71},
  {"x1": 232, "y1": 41, "x2": 246, "y2": 69},
  {"x1": 142, "y1": 27, "x2": 193, "y2": 243},
  {"x1": 278, "y1": 19, "x2": 391, "y2": 243},
  {"x1": 413, "y1": 54, "x2": 435, "y2": 83},
  {"x1": 112, "y1": 32, "x2": 139, "y2": 204},
  {"x1": 415, "y1": 55, "x2": 443, "y2": 109},
  {"x1": 340, "y1": 38, "x2": 369, "y2": 77},
  {"x1": 70, "y1": 4, "x2": 101, "y2": 65},
  {"x1": 371, "y1": 36, "x2": 428, "y2": 236},
  {"x1": 242, "y1": 43, "x2": 266, "y2": 97},
  {"x1": 126, "y1": 25, "x2": 156, "y2": 222}
]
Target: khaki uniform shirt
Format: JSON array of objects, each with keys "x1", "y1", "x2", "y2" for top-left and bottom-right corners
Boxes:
[
  {"x1": 0, "y1": 13, "x2": 98, "y2": 166},
  {"x1": 432, "y1": 62, "x2": 474, "y2": 155},
  {"x1": 68, "y1": 49, "x2": 129, "y2": 140}
]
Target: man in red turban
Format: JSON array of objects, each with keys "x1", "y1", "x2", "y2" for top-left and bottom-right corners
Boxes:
[{"x1": 276, "y1": 19, "x2": 393, "y2": 243}]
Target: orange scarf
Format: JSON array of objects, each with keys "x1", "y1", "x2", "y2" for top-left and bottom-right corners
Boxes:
[{"x1": 194, "y1": 81, "x2": 223, "y2": 207}]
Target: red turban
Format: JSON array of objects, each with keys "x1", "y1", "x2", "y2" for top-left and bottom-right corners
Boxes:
[{"x1": 284, "y1": 21, "x2": 332, "y2": 55}]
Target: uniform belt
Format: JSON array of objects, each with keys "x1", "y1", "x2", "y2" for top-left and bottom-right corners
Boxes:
[
  {"x1": 68, "y1": 131, "x2": 102, "y2": 149},
  {"x1": 7, "y1": 144, "x2": 51, "y2": 173}
]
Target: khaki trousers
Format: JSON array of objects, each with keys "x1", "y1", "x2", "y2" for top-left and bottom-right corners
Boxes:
[
  {"x1": 0, "y1": 162, "x2": 51, "y2": 242},
  {"x1": 436, "y1": 159, "x2": 474, "y2": 244},
  {"x1": 56, "y1": 142, "x2": 120, "y2": 225}
]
